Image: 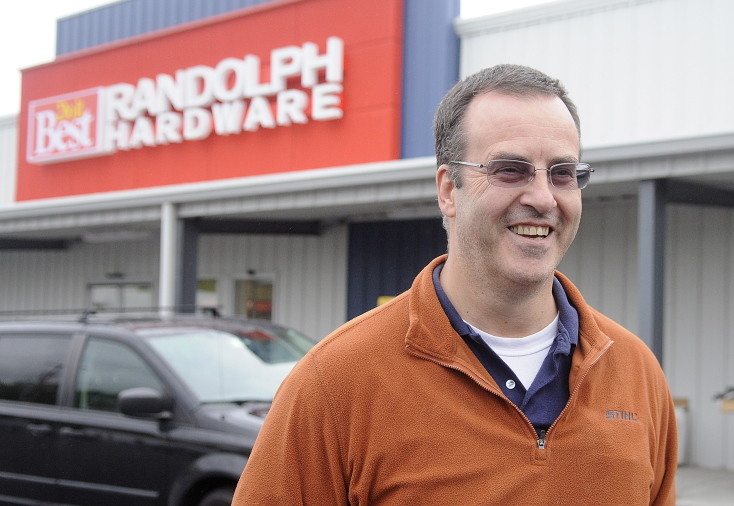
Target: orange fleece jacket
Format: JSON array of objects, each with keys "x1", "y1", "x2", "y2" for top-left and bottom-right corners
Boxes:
[{"x1": 233, "y1": 255, "x2": 677, "y2": 505}]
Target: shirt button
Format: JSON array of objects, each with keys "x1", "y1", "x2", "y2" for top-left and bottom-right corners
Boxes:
[{"x1": 506, "y1": 379, "x2": 516, "y2": 389}]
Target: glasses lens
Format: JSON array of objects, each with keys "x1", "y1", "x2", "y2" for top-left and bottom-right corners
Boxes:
[
  {"x1": 549, "y1": 163, "x2": 579, "y2": 189},
  {"x1": 485, "y1": 160, "x2": 534, "y2": 188},
  {"x1": 575, "y1": 166, "x2": 592, "y2": 189},
  {"x1": 550, "y1": 163, "x2": 591, "y2": 190}
]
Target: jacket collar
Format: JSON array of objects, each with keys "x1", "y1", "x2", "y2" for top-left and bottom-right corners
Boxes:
[{"x1": 404, "y1": 256, "x2": 613, "y2": 385}]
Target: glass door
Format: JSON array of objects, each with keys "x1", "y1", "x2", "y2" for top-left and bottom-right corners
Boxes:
[{"x1": 234, "y1": 278, "x2": 273, "y2": 320}]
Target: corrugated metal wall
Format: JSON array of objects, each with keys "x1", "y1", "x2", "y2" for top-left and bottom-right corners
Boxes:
[
  {"x1": 561, "y1": 198, "x2": 734, "y2": 470},
  {"x1": 347, "y1": 219, "x2": 446, "y2": 319},
  {"x1": 0, "y1": 117, "x2": 17, "y2": 206},
  {"x1": 56, "y1": 0, "x2": 275, "y2": 55},
  {"x1": 665, "y1": 204, "x2": 734, "y2": 470},
  {"x1": 559, "y1": 197, "x2": 639, "y2": 329},
  {"x1": 457, "y1": 0, "x2": 734, "y2": 150},
  {"x1": 0, "y1": 239, "x2": 160, "y2": 312},
  {"x1": 0, "y1": 225, "x2": 347, "y2": 340},
  {"x1": 197, "y1": 225, "x2": 348, "y2": 339}
]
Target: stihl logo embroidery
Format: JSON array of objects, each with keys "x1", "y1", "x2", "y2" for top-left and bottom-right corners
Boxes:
[{"x1": 605, "y1": 410, "x2": 638, "y2": 422}]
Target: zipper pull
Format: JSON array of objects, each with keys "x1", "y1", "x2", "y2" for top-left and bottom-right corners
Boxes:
[{"x1": 537, "y1": 429, "x2": 547, "y2": 450}]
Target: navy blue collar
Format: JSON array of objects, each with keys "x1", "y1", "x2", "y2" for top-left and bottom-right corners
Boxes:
[
  {"x1": 432, "y1": 262, "x2": 578, "y2": 351},
  {"x1": 432, "y1": 262, "x2": 579, "y2": 431}
]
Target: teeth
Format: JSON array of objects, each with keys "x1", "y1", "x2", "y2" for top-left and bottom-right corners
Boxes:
[{"x1": 510, "y1": 225, "x2": 550, "y2": 237}]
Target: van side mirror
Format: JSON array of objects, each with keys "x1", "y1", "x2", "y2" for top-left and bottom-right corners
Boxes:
[{"x1": 118, "y1": 387, "x2": 173, "y2": 419}]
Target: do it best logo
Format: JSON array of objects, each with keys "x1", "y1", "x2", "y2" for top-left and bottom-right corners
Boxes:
[
  {"x1": 26, "y1": 37, "x2": 345, "y2": 165},
  {"x1": 27, "y1": 88, "x2": 106, "y2": 164}
]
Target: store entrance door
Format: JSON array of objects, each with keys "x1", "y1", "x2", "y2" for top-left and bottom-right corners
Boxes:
[{"x1": 234, "y1": 278, "x2": 273, "y2": 321}]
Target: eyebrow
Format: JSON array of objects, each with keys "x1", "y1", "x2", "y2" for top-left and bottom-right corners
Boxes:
[{"x1": 489, "y1": 152, "x2": 580, "y2": 165}]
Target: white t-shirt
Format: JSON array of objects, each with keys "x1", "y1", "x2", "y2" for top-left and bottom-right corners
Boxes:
[{"x1": 467, "y1": 314, "x2": 559, "y2": 390}]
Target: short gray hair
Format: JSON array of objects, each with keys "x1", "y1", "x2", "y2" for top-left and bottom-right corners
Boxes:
[{"x1": 433, "y1": 64, "x2": 581, "y2": 188}]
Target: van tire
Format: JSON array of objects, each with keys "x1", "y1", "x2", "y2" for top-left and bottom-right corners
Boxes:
[{"x1": 198, "y1": 486, "x2": 235, "y2": 506}]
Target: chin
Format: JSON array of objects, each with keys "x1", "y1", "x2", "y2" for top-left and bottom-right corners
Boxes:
[{"x1": 505, "y1": 264, "x2": 557, "y2": 287}]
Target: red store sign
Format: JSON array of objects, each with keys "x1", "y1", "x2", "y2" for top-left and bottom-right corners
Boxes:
[{"x1": 17, "y1": 0, "x2": 403, "y2": 200}]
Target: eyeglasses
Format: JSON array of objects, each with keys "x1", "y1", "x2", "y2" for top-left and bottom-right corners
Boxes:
[{"x1": 449, "y1": 159, "x2": 594, "y2": 190}]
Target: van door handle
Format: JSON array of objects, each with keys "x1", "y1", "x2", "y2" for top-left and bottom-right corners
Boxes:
[
  {"x1": 27, "y1": 423, "x2": 52, "y2": 437},
  {"x1": 59, "y1": 426, "x2": 102, "y2": 440}
]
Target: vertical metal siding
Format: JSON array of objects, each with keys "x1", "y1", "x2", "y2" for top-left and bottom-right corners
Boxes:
[
  {"x1": 197, "y1": 225, "x2": 348, "y2": 340},
  {"x1": 559, "y1": 198, "x2": 639, "y2": 330},
  {"x1": 0, "y1": 227, "x2": 347, "y2": 340},
  {"x1": 563, "y1": 199, "x2": 734, "y2": 470},
  {"x1": 56, "y1": 0, "x2": 276, "y2": 55},
  {"x1": 0, "y1": 239, "x2": 160, "y2": 313},
  {"x1": 0, "y1": 117, "x2": 17, "y2": 205},
  {"x1": 665, "y1": 204, "x2": 734, "y2": 470},
  {"x1": 347, "y1": 219, "x2": 447, "y2": 319}
]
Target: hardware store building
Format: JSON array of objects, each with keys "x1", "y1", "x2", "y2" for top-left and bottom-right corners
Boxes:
[{"x1": 1, "y1": 0, "x2": 734, "y2": 471}]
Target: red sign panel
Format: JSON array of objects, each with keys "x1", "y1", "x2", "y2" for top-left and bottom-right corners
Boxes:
[{"x1": 17, "y1": 0, "x2": 403, "y2": 201}]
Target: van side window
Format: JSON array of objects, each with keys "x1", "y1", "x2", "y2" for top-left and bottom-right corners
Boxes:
[
  {"x1": 74, "y1": 338, "x2": 165, "y2": 412},
  {"x1": 0, "y1": 334, "x2": 71, "y2": 405}
]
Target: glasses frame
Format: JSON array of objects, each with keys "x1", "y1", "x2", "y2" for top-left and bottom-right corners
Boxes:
[{"x1": 449, "y1": 159, "x2": 595, "y2": 190}]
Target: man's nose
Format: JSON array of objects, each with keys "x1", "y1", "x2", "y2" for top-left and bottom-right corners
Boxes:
[{"x1": 518, "y1": 169, "x2": 557, "y2": 213}]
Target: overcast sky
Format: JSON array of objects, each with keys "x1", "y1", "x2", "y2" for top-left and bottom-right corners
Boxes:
[{"x1": 0, "y1": 0, "x2": 556, "y2": 117}]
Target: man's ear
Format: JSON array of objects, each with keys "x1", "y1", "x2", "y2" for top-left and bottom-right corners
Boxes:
[{"x1": 436, "y1": 164, "x2": 457, "y2": 218}]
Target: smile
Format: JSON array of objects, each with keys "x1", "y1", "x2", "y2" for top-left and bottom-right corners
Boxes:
[{"x1": 509, "y1": 225, "x2": 550, "y2": 238}]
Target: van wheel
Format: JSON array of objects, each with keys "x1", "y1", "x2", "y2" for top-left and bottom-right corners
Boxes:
[{"x1": 198, "y1": 486, "x2": 235, "y2": 506}]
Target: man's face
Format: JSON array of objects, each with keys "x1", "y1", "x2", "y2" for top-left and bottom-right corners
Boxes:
[{"x1": 437, "y1": 91, "x2": 582, "y2": 288}]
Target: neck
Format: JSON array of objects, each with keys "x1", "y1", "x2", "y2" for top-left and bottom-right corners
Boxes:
[{"x1": 440, "y1": 256, "x2": 557, "y2": 338}]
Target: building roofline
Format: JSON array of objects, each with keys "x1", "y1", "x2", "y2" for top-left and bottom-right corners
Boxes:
[
  {"x1": 0, "y1": 156, "x2": 436, "y2": 220},
  {"x1": 454, "y1": 0, "x2": 663, "y2": 37},
  {"x1": 0, "y1": 131, "x2": 732, "y2": 224}
]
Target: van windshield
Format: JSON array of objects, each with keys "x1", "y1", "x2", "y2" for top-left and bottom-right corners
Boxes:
[{"x1": 142, "y1": 328, "x2": 307, "y2": 403}]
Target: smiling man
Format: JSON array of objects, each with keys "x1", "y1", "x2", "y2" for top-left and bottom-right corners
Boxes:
[{"x1": 233, "y1": 64, "x2": 678, "y2": 505}]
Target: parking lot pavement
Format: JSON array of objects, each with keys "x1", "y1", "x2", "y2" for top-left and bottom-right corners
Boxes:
[{"x1": 676, "y1": 465, "x2": 734, "y2": 506}]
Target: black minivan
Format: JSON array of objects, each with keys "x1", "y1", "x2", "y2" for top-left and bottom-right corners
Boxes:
[{"x1": 0, "y1": 313, "x2": 315, "y2": 505}]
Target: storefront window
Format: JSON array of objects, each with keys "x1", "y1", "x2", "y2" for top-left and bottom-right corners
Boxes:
[{"x1": 235, "y1": 279, "x2": 273, "y2": 321}]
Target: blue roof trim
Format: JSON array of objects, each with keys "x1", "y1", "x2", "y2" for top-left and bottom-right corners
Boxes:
[
  {"x1": 56, "y1": 0, "x2": 275, "y2": 55},
  {"x1": 400, "y1": 0, "x2": 460, "y2": 159}
]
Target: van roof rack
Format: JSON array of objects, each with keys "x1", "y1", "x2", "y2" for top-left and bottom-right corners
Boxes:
[{"x1": 0, "y1": 306, "x2": 223, "y2": 323}]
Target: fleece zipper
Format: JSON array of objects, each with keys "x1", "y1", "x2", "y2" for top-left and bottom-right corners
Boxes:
[{"x1": 406, "y1": 339, "x2": 613, "y2": 452}]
